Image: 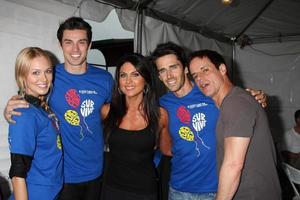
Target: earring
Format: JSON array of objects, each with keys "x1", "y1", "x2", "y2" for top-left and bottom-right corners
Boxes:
[
  {"x1": 118, "y1": 87, "x2": 123, "y2": 95},
  {"x1": 143, "y1": 85, "x2": 149, "y2": 94}
]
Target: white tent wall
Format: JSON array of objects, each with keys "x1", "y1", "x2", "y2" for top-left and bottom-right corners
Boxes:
[
  {"x1": 0, "y1": 0, "x2": 133, "y2": 197},
  {"x1": 0, "y1": 1, "x2": 71, "y2": 195},
  {"x1": 235, "y1": 42, "x2": 300, "y2": 142}
]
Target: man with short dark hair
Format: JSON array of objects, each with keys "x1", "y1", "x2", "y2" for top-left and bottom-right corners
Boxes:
[
  {"x1": 151, "y1": 42, "x2": 219, "y2": 200},
  {"x1": 189, "y1": 49, "x2": 281, "y2": 200}
]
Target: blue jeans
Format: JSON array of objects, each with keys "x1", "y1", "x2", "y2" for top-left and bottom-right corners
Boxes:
[{"x1": 168, "y1": 187, "x2": 216, "y2": 200}]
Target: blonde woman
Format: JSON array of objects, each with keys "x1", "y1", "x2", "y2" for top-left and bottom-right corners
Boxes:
[{"x1": 8, "y1": 47, "x2": 63, "y2": 200}]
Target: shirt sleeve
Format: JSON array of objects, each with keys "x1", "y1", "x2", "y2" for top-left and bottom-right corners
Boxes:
[
  {"x1": 221, "y1": 95, "x2": 256, "y2": 138},
  {"x1": 9, "y1": 153, "x2": 33, "y2": 178},
  {"x1": 8, "y1": 108, "x2": 38, "y2": 156},
  {"x1": 281, "y1": 130, "x2": 297, "y2": 153},
  {"x1": 106, "y1": 73, "x2": 114, "y2": 103}
]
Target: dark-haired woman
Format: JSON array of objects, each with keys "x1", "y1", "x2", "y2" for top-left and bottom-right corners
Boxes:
[{"x1": 101, "y1": 53, "x2": 171, "y2": 200}]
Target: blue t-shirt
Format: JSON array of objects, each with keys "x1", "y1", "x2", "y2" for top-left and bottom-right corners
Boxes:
[
  {"x1": 49, "y1": 63, "x2": 113, "y2": 183},
  {"x1": 160, "y1": 85, "x2": 219, "y2": 193},
  {"x1": 9, "y1": 105, "x2": 63, "y2": 199}
]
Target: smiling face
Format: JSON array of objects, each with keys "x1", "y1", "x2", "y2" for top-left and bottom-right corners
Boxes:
[
  {"x1": 61, "y1": 29, "x2": 91, "y2": 73},
  {"x1": 25, "y1": 56, "x2": 53, "y2": 97},
  {"x1": 119, "y1": 62, "x2": 145, "y2": 98},
  {"x1": 189, "y1": 56, "x2": 225, "y2": 100},
  {"x1": 155, "y1": 54, "x2": 189, "y2": 96}
]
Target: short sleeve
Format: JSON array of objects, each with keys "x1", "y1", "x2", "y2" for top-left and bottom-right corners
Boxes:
[
  {"x1": 221, "y1": 95, "x2": 256, "y2": 138},
  {"x1": 106, "y1": 73, "x2": 114, "y2": 103},
  {"x1": 281, "y1": 130, "x2": 297, "y2": 153},
  {"x1": 8, "y1": 109, "x2": 37, "y2": 156}
]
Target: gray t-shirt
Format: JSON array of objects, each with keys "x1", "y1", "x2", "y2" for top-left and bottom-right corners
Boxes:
[{"x1": 216, "y1": 86, "x2": 281, "y2": 200}]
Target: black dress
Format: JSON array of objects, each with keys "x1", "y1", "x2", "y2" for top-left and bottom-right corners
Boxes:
[{"x1": 103, "y1": 126, "x2": 158, "y2": 200}]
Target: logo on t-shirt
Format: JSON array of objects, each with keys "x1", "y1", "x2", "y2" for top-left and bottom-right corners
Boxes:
[
  {"x1": 64, "y1": 89, "x2": 94, "y2": 140},
  {"x1": 176, "y1": 106, "x2": 210, "y2": 156},
  {"x1": 81, "y1": 99, "x2": 94, "y2": 117},
  {"x1": 192, "y1": 113, "x2": 206, "y2": 132}
]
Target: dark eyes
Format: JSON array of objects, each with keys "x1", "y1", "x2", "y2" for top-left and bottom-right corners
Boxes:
[
  {"x1": 32, "y1": 68, "x2": 52, "y2": 75},
  {"x1": 119, "y1": 72, "x2": 140, "y2": 78},
  {"x1": 158, "y1": 69, "x2": 167, "y2": 75},
  {"x1": 63, "y1": 40, "x2": 88, "y2": 45},
  {"x1": 131, "y1": 72, "x2": 140, "y2": 77},
  {"x1": 158, "y1": 64, "x2": 180, "y2": 76},
  {"x1": 46, "y1": 69, "x2": 53, "y2": 74},
  {"x1": 120, "y1": 73, "x2": 126, "y2": 78}
]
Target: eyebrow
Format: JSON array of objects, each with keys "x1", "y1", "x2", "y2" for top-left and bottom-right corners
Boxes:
[
  {"x1": 198, "y1": 65, "x2": 209, "y2": 71},
  {"x1": 169, "y1": 63, "x2": 179, "y2": 67},
  {"x1": 78, "y1": 39, "x2": 88, "y2": 42},
  {"x1": 62, "y1": 38, "x2": 72, "y2": 42},
  {"x1": 120, "y1": 70, "x2": 139, "y2": 74},
  {"x1": 159, "y1": 63, "x2": 179, "y2": 70},
  {"x1": 62, "y1": 38, "x2": 88, "y2": 42}
]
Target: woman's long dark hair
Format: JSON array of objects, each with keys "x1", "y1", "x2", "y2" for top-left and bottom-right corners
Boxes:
[{"x1": 103, "y1": 53, "x2": 160, "y2": 147}]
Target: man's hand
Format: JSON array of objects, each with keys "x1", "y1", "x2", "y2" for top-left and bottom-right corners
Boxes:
[
  {"x1": 3, "y1": 95, "x2": 29, "y2": 124},
  {"x1": 246, "y1": 88, "x2": 267, "y2": 108}
]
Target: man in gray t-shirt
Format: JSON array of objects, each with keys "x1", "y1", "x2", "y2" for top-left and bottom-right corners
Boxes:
[{"x1": 189, "y1": 49, "x2": 281, "y2": 200}]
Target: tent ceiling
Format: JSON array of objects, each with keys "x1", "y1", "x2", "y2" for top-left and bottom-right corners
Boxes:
[{"x1": 99, "y1": 0, "x2": 300, "y2": 44}]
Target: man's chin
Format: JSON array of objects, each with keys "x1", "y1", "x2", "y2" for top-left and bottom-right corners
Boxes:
[
  {"x1": 201, "y1": 90, "x2": 210, "y2": 97},
  {"x1": 66, "y1": 61, "x2": 86, "y2": 68},
  {"x1": 167, "y1": 86, "x2": 178, "y2": 92}
]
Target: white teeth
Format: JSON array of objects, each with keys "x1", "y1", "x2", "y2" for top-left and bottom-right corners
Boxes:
[
  {"x1": 37, "y1": 84, "x2": 48, "y2": 88},
  {"x1": 167, "y1": 79, "x2": 176, "y2": 85},
  {"x1": 71, "y1": 54, "x2": 80, "y2": 58},
  {"x1": 125, "y1": 86, "x2": 134, "y2": 90}
]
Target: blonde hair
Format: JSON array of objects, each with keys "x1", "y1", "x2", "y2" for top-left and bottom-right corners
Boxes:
[{"x1": 15, "y1": 47, "x2": 52, "y2": 96}]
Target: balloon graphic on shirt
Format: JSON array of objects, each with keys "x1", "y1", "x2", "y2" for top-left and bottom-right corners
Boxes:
[
  {"x1": 64, "y1": 110, "x2": 80, "y2": 125},
  {"x1": 81, "y1": 99, "x2": 94, "y2": 117},
  {"x1": 64, "y1": 109, "x2": 84, "y2": 140},
  {"x1": 65, "y1": 89, "x2": 80, "y2": 108},
  {"x1": 179, "y1": 126, "x2": 194, "y2": 141},
  {"x1": 177, "y1": 106, "x2": 190, "y2": 124}
]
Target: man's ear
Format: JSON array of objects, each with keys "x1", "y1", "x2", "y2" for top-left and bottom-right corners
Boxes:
[
  {"x1": 158, "y1": 74, "x2": 163, "y2": 81},
  {"x1": 219, "y1": 64, "x2": 227, "y2": 75},
  {"x1": 58, "y1": 41, "x2": 63, "y2": 50}
]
